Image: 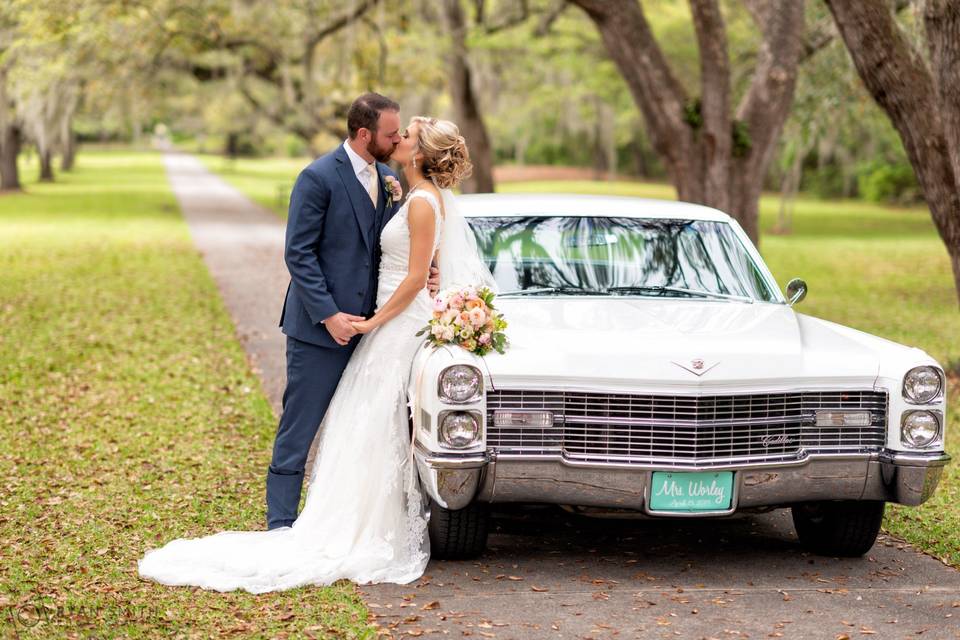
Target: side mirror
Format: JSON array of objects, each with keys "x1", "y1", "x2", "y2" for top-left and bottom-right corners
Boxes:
[{"x1": 786, "y1": 278, "x2": 807, "y2": 306}]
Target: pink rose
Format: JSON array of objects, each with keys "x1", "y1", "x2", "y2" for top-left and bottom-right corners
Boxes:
[
  {"x1": 385, "y1": 176, "x2": 402, "y2": 200},
  {"x1": 468, "y1": 307, "x2": 486, "y2": 327},
  {"x1": 478, "y1": 333, "x2": 492, "y2": 345}
]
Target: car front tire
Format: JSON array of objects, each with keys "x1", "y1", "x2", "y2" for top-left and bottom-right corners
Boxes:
[
  {"x1": 791, "y1": 500, "x2": 885, "y2": 557},
  {"x1": 427, "y1": 498, "x2": 490, "y2": 559}
]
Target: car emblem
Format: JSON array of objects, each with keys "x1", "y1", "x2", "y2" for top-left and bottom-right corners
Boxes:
[
  {"x1": 671, "y1": 358, "x2": 720, "y2": 376},
  {"x1": 761, "y1": 434, "x2": 791, "y2": 447}
]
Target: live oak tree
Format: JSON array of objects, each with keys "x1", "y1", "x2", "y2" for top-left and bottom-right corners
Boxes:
[
  {"x1": 825, "y1": 0, "x2": 960, "y2": 306},
  {"x1": 0, "y1": 0, "x2": 111, "y2": 187},
  {"x1": 567, "y1": 0, "x2": 806, "y2": 245},
  {"x1": 138, "y1": 0, "x2": 389, "y2": 151},
  {"x1": 0, "y1": 7, "x2": 20, "y2": 191},
  {"x1": 439, "y1": 0, "x2": 561, "y2": 193},
  {"x1": 441, "y1": 0, "x2": 497, "y2": 193}
]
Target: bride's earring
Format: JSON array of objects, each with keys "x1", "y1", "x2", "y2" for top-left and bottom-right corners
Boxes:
[{"x1": 412, "y1": 156, "x2": 417, "y2": 169}]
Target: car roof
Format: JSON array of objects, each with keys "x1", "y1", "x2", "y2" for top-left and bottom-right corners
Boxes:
[{"x1": 454, "y1": 193, "x2": 733, "y2": 222}]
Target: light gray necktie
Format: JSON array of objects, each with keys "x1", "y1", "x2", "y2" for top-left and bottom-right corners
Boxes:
[{"x1": 366, "y1": 162, "x2": 378, "y2": 208}]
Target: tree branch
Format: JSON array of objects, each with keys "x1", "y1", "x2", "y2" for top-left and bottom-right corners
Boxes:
[
  {"x1": 735, "y1": 0, "x2": 804, "y2": 175},
  {"x1": 481, "y1": 0, "x2": 531, "y2": 34},
  {"x1": 566, "y1": 0, "x2": 691, "y2": 179},
  {"x1": 825, "y1": 0, "x2": 960, "y2": 250},
  {"x1": 534, "y1": 1, "x2": 569, "y2": 36},
  {"x1": 799, "y1": 0, "x2": 911, "y2": 63},
  {"x1": 924, "y1": 0, "x2": 960, "y2": 189},
  {"x1": 304, "y1": 0, "x2": 382, "y2": 54},
  {"x1": 689, "y1": 0, "x2": 731, "y2": 208}
]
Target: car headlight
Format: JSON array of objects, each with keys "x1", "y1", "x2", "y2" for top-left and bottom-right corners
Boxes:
[
  {"x1": 902, "y1": 366, "x2": 943, "y2": 404},
  {"x1": 439, "y1": 411, "x2": 481, "y2": 448},
  {"x1": 901, "y1": 410, "x2": 942, "y2": 448},
  {"x1": 439, "y1": 365, "x2": 483, "y2": 403}
]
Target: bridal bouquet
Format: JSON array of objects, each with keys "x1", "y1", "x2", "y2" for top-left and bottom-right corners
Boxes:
[{"x1": 417, "y1": 286, "x2": 508, "y2": 356}]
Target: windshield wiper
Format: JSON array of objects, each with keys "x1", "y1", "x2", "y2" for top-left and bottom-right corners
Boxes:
[
  {"x1": 499, "y1": 286, "x2": 606, "y2": 296},
  {"x1": 605, "y1": 285, "x2": 754, "y2": 303}
]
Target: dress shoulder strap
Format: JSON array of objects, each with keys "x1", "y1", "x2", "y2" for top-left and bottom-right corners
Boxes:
[{"x1": 406, "y1": 189, "x2": 443, "y2": 223}]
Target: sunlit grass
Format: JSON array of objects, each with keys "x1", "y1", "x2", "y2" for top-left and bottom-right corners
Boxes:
[{"x1": 0, "y1": 151, "x2": 374, "y2": 638}]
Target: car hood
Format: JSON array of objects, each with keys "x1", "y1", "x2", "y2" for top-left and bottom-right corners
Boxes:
[{"x1": 481, "y1": 298, "x2": 886, "y2": 393}]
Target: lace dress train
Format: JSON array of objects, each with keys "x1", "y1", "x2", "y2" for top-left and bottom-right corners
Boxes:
[{"x1": 137, "y1": 191, "x2": 443, "y2": 593}]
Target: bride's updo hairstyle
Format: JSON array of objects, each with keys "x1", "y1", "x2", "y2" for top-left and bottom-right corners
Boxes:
[{"x1": 410, "y1": 116, "x2": 473, "y2": 189}]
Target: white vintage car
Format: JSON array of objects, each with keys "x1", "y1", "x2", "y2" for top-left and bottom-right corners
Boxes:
[{"x1": 409, "y1": 194, "x2": 950, "y2": 559}]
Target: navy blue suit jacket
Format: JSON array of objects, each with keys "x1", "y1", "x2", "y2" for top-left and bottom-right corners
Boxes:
[{"x1": 279, "y1": 144, "x2": 400, "y2": 349}]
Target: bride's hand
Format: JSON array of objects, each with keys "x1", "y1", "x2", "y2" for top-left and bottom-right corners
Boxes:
[
  {"x1": 351, "y1": 319, "x2": 375, "y2": 334},
  {"x1": 426, "y1": 265, "x2": 441, "y2": 297}
]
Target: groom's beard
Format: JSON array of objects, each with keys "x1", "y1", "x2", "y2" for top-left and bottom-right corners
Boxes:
[{"x1": 367, "y1": 138, "x2": 396, "y2": 163}]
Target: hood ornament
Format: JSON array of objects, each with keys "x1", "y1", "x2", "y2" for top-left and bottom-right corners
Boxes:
[{"x1": 672, "y1": 358, "x2": 720, "y2": 377}]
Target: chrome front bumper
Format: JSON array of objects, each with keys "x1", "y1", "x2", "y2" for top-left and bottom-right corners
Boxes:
[{"x1": 413, "y1": 443, "x2": 951, "y2": 514}]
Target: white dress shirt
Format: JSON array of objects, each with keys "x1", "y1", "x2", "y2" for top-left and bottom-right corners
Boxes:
[{"x1": 343, "y1": 138, "x2": 377, "y2": 193}]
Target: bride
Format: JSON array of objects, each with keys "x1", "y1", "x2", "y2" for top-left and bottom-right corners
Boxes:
[{"x1": 138, "y1": 116, "x2": 488, "y2": 593}]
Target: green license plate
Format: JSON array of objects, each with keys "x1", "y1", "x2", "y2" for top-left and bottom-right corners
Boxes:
[{"x1": 649, "y1": 471, "x2": 734, "y2": 512}]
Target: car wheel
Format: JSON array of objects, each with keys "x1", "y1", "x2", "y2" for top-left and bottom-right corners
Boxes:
[
  {"x1": 791, "y1": 500, "x2": 885, "y2": 557},
  {"x1": 427, "y1": 498, "x2": 490, "y2": 559}
]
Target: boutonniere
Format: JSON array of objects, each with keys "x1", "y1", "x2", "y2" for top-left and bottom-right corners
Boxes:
[{"x1": 383, "y1": 175, "x2": 403, "y2": 208}]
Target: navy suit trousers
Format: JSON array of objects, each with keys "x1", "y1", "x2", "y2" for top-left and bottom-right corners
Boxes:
[{"x1": 265, "y1": 335, "x2": 357, "y2": 529}]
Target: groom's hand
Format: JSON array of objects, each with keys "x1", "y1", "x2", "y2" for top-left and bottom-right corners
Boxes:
[
  {"x1": 322, "y1": 312, "x2": 365, "y2": 345},
  {"x1": 426, "y1": 266, "x2": 440, "y2": 297}
]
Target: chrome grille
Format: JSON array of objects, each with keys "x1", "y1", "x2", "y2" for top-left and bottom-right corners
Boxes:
[{"x1": 486, "y1": 389, "x2": 888, "y2": 467}]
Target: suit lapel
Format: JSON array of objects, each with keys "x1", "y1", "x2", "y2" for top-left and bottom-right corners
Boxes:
[
  {"x1": 376, "y1": 163, "x2": 397, "y2": 235},
  {"x1": 334, "y1": 144, "x2": 374, "y2": 253}
]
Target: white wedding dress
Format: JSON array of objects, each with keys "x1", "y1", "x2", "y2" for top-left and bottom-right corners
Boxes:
[{"x1": 137, "y1": 189, "x2": 446, "y2": 593}]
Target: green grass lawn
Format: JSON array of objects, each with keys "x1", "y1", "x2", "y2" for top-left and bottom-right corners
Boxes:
[
  {"x1": 0, "y1": 151, "x2": 374, "y2": 638},
  {"x1": 204, "y1": 154, "x2": 960, "y2": 566}
]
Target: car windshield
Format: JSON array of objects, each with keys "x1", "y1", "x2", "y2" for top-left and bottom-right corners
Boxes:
[{"x1": 467, "y1": 216, "x2": 778, "y2": 302}]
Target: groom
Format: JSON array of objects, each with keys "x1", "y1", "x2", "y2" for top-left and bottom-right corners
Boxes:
[{"x1": 267, "y1": 93, "x2": 438, "y2": 530}]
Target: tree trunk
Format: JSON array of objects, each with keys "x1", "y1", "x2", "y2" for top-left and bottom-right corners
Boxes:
[
  {"x1": 0, "y1": 63, "x2": 20, "y2": 192},
  {"x1": 0, "y1": 123, "x2": 21, "y2": 192},
  {"x1": 442, "y1": 0, "x2": 496, "y2": 193},
  {"x1": 61, "y1": 125, "x2": 76, "y2": 171},
  {"x1": 569, "y1": 0, "x2": 804, "y2": 247},
  {"x1": 825, "y1": 0, "x2": 960, "y2": 306},
  {"x1": 226, "y1": 132, "x2": 239, "y2": 159},
  {"x1": 592, "y1": 97, "x2": 607, "y2": 179},
  {"x1": 631, "y1": 128, "x2": 651, "y2": 178},
  {"x1": 39, "y1": 147, "x2": 54, "y2": 182},
  {"x1": 568, "y1": 0, "x2": 693, "y2": 194}
]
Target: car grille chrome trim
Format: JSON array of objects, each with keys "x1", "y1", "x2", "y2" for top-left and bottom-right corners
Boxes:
[{"x1": 486, "y1": 389, "x2": 888, "y2": 467}]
